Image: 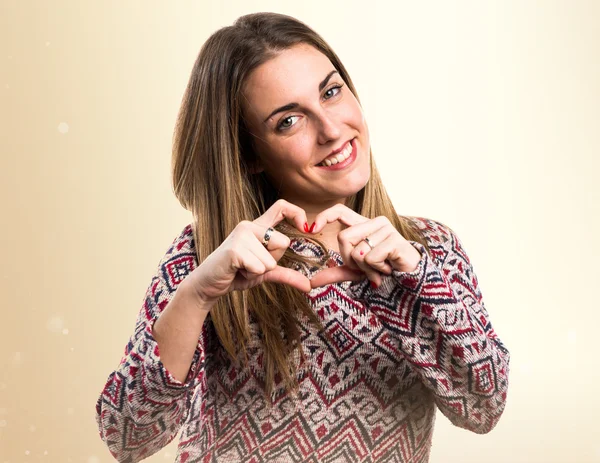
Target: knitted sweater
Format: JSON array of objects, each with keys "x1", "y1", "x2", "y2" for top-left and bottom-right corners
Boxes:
[{"x1": 95, "y1": 216, "x2": 510, "y2": 463}]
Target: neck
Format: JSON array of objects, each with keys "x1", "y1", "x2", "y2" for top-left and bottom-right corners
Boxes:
[
  {"x1": 296, "y1": 198, "x2": 349, "y2": 253},
  {"x1": 311, "y1": 228, "x2": 343, "y2": 253}
]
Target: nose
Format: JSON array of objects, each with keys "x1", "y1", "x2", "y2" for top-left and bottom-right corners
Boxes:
[{"x1": 315, "y1": 110, "x2": 341, "y2": 145}]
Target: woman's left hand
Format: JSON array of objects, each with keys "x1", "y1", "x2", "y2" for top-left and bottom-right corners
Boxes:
[{"x1": 309, "y1": 204, "x2": 422, "y2": 289}]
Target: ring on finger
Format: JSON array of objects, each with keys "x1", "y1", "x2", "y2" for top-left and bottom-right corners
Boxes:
[
  {"x1": 362, "y1": 236, "x2": 375, "y2": 250},
  {"x1": 262, "y1": 227, "x2": 274, "y2": 248}
]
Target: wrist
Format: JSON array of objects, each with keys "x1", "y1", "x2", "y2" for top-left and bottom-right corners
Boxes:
[{"x1": 178, "y1": 278, "x2": 217, "y2": 314}]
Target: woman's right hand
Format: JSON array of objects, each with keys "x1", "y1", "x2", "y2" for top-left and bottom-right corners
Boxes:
[{"x1": 183, "y1": 199, "x2": 311, "y2": 307}]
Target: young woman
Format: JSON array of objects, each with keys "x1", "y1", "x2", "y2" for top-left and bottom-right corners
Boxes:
[{"x1": 96, "y1": 12, "x2": 510, "y2": 463}]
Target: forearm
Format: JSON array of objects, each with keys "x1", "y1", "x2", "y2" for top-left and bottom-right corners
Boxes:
[
  {"x1": 152, "y1": 279, "x2": 215, "y2": 383},
  {"x1": 348, "y1": 237, "x2": 510, "y2": 433}
]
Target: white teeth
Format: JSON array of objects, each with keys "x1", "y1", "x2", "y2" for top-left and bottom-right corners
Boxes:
[
  {"x1": 318, "y1": 140, "x2": 353, "y2": 167},
  {"x1": 343, "y1": 142, "x2": 353, "y2": 156}
]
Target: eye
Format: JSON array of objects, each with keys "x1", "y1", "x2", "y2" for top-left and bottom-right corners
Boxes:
[
  {"x1": 275, "y1": 83, "x2": 345, "y2": 132},
  {"x1": 277, "y1": 115, "x2": 300, "y2": 131},
  {"x1": 324, "y1": 84, "x2": 344, "y2": 100}
]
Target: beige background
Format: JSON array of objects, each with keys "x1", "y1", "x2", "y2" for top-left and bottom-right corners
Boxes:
[{"x1": 1, "y1": 0, "x2": 598, "y2": 462}]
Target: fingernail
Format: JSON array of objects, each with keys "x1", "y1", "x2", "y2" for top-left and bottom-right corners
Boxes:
[
  {"x1": 360, "y1": 250, "x2": 364, "y2": 256},
  {"x1": 309, "y1": 222, "x2": 316, "y2": 233},
  {"x1": 370, "y1": 281, "x2": 378, "y2": 289},
  {"x1": 304, "y1": 222, "x2": 309, "y2": 232}
]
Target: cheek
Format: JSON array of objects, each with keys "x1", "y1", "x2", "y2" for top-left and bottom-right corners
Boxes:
[
  {"x1": 280, "y1": 136, "x2": 314, "y2": 165},
  {"x1": 356, "y1": 108, "x2": 370, "y2": 145},
  {"x1": 262, "y1": 137, "x2": 314, "y2": 168},
  {"x1": 342, "y1": 98, "x2": 366, "y2": 128},
  {"x1": 356, "y1": 104, "x2": 367, "y2": 127}
]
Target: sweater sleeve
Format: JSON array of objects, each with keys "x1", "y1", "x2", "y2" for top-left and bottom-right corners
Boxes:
[
  {"x1": 346, "y1": 219, "x2": 510, "y2": 434},
  {"x1": 95, "y1": 225, "x2": 210, "y2": 462}
]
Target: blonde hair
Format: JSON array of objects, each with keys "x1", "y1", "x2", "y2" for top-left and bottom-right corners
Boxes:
[{"x1": 171, "y1": 12, "x2": 431, "y2": 400}]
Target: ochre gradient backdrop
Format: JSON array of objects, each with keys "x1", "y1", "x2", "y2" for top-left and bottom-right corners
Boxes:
[{"x1": 1, "y1": 1, "x2": 598, "y2": 462}]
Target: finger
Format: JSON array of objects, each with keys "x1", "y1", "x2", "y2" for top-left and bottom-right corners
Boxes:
[
  {"x1": 254, "y1": 198, "x2": 309, "y2": 235},
  {"x1": 338, "y1": 217, "x2": 392, "y2": 272},
  {"x1": 235, "y1": 246, "x2": 269, "y2": 276},
  {"x1": 247, "y1": 221, "x2": 290, "y2": 262},
  {"x1": 366, "y1": 234, "x2": 418, "y2": 273},
  {"x1": 263, "y1": 266, "x2": 312, "y2": 293},
  {"x1": 350, "y1": 226, "x2": 401, "y2": 287},
  {"x1": 349, "y1": 246, "x2": 383, "y2": 287},
  {"x1": 309, "y1": 266, "x2": 365, "y2": 288},
  {"x1": 243, "y1": 228, "x2": 313, "y2": 290},
  {"x1": 310, "y1": 203, "x2": 369, "y2": 234},
  {"x1": 339, "y1": 216, "x2": 392, "y2": 248},
  {"x1": 238, "y1": 241, "x2": 310, "y2": 292},
  {"x1": 340, "y1": 222, "x2": 396, "y2": 288},
  {"x1": 352, "y1": 225, "x2": 396, "y2": 275}
]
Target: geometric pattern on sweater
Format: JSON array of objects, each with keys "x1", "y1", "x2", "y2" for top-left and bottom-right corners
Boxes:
[{"x1": 96, "y1": 216, "x2": 510, "y2": 462}]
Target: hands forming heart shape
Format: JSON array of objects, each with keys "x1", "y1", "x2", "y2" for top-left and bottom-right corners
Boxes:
[
  {"x1": 190, "y1": 200, "x2": 422, "y2": 304},
  {"x1": 306, "y1": 203, "x2": 422, "y2": 289},
  {"x1": 254, "y1": 200, "x2": 421, "y2": 291}
]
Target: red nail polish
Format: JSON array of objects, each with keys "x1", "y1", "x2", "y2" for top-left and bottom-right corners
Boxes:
[
  {"x1": 309, "y1": 222, "x2": 316, "y2": 233},
  {"x1": 370, "y1": 281, "x2": 378, "y2": 289},
  {"x1": 360, "y1": 250, "x2": 364, "y2": 256},
  {"x1": 304, "y1": 222, "x2": 309, "y2": 232}
]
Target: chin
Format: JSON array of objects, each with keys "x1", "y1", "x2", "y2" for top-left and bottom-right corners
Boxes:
[
  {"x1": 353, "y1": 163, "x2": 371, "y2": 190},
  {"x1": 335, "y1": 176, "x2": 370, "y2": 201}
]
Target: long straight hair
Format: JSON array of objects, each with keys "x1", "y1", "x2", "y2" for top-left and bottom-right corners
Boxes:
[{"x1": 171, "y1": 12, "x2": 431, "y2": 400}]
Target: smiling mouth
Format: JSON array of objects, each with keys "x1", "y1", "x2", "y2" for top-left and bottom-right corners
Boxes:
[{"x1": 316, "y1": 139, "x2": 354, "y2": 166}]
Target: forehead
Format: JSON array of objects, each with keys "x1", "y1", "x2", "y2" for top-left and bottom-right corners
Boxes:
[{"x1": 243, "y1": 44, "x2": 335, "y2": 120}]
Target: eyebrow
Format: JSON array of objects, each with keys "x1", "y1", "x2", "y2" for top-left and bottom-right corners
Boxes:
[{"x1": 263, "y1": 70, "x2": 339, "y2": 123}]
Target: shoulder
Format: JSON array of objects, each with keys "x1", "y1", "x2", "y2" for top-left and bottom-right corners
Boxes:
[
  {"x1": 403, "y1": 215, "x2": 455, "y2": 245},
  {"x1": 405, "y1": 215, "x2": 477, "y2": 271},
  {"x1": 155, "y1": 223, "x2": 198, "y2": 292},
  {"x1": 165, "y1": 223, "x2": 196, "y2": 255},
  {"x1": 402, "y1": 215, "x2": 472, "y2": 266}
]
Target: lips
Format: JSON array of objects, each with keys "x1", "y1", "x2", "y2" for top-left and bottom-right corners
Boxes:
[
  {"x1": 315, "y1": 138, "x2": 354, "y2": 166},
  {"x1": 315, "y1": 138, "x2": 358, "y2": 170}
]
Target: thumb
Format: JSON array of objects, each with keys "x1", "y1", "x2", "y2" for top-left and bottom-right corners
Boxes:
[
  {"x1": 262, "y1": 266, "x2": 312, "y2": 293},
  {"x1": 310, "y1": 266, "x2": 365, "y2": 288}
]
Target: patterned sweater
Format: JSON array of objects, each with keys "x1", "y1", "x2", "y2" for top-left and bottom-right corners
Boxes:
[{"x1": 95, "y1": 217, "x2": 510, "y2": 463}]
